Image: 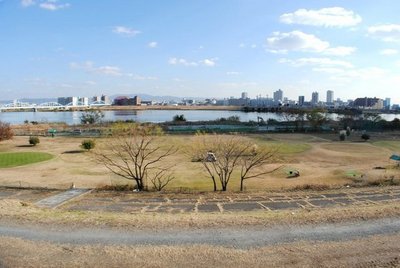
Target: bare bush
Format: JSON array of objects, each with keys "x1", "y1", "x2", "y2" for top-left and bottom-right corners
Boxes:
[
  {"x1": 93, "y1": 126, "x2": 176, "y2": 191},
  {"x1": 0, "y1": 121, "x2": 13, "y2": 142},
  {"x1": 191, "y1": 134, "x2": 279, "y2": 191}
]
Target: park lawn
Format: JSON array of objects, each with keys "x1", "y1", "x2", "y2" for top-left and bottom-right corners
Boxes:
[
  {"x1": 373, "y1": 141, "x2": 400, "y2": 152},
  {"x1": 0, "y1": 152, "x2": 54, "y2": 168},
  {"x1": 266, "y1": 142, "x2": 311, "y2": 154}
]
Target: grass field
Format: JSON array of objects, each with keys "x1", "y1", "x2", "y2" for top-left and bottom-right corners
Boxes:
[
  {"x1": 373, "y1": 141, "x2": 400, "y2": 152},
  {"x1": 0, "y1": 152, "x2": 54, "y2": 168},
  {"x1": 0, "y1": 132, "x2": 398, "y2": 190}
]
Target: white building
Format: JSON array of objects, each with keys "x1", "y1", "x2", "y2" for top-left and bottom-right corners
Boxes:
[
  {"x1": 273, "y1": 89, "x2": 283, "y2": 102},
  {"x1": 326, "y1": 90, "x2": 334, "y2": 104},
  {"x1": 311, "y1": 92, "x2": 319, "y2": 105}
]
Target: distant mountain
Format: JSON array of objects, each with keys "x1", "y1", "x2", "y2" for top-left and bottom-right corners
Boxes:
[
  {"x1": 0, "y1": 98, "x2": 57, "y2": 104},
  {"x1": 110, "y1": 93, "x2": 205, "y2": 102}
]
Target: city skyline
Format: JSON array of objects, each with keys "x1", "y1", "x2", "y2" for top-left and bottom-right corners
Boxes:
[{"x1": 1, "y1": 1, "x2": 400, "y2": 103}]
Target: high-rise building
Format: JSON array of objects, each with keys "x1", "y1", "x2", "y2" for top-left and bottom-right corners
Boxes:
[
  {"x1": 326, "y1": 90, "x2": 334, "y2": 104},
  {"x1": 298, "y1": 96, "x2": 305, "y2": 106},
  {"x1": 92, "y1": 96, "x2": 102, "y2": 102},
  {"x1": 273, "y1": 89, "x2": 283, "y2": 102},
  {"x1": 58, "y1": 96, "x2": 78, "y2": 106},
  {"x1": 384, "y1": 98, "x2": 391, "y2": 109},
  {"x1": 311, "y1": 92, "x2": 319, "y2": 105},
  {"x1": 241, "y1": 92, "x2": 248, "y2": 99},
  {"x1": 79, "y1": 97, "x2": 89, "y2": 106},
  {"x1": 101, "y1": 95, "x2": 111, "y2": 105}
]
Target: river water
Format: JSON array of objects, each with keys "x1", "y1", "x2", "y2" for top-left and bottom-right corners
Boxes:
[{"x1": 0, "y1": 110, "x2": 398, "y2": 125}]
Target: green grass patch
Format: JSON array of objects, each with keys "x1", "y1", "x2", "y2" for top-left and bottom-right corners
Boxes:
[
  {"x1": 372, "y1": 141, "x2": 400, "y2": 152},
  {"x1": 252, "y1": 136, "x2": 311, "y2": 154},
  {"x1": 267, "y1": 142, "x2": 311, "y2": 154},
  {"x1": 0, "y1": 152, "x2": 54, "y2": 168}
]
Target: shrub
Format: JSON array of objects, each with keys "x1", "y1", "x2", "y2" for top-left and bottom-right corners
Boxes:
[
  {"x1": 29, "y1": 136, "x2": 40, "y2": 146},
  {"x1": 80, "y1": 110, "x2": 104, "y2": 124},
  {"x1": 346, "y1": 127, "x2": 351, "y2": 136},
  {"x1": 339, "y1": 133, "x2": 346, "y2": 141},
  {"x1": 173, "y1": 114, "x2": 186, "y2": 122},
  {"x1": 0, "y1": 121, "x2": 13, "y2": 142},
  {"x1": 361, "y1": 133, "x2": 370, "y2": 141},
  {"x1": 81, "y1": 139, "x2": 96, "y2": 151}
]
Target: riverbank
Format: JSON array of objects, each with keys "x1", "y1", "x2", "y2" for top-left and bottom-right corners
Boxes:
[
  {"x1": 99, "y1": 105, "x2": 242, "y2": 111},
  {"x1": 0, "y1": 105, "x2": 242, "y2": 113}
]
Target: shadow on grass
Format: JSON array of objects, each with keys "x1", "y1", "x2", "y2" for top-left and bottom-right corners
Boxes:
[
  {"x1": 16, "y1": 145, "x2": 35, "y2": 148},
  {"x1": 63, "y1": 150, "x2": 85, "y2": 154}
]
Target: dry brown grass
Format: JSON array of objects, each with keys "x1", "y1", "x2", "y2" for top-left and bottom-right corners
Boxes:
[
  {"x1": 1, "y1": 233, "x2": 399, "y2": 267},
  {"x1": 0, "y1": 134, "x2": 398, "y2": 191},
  {"x1": 1, "y1": 197, "x2": 400, "y2": 230}
]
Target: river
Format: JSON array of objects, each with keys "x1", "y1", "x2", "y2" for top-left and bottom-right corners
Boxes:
[{"x1": 0, "y1": 110, "x2": 398, "y2": 125}]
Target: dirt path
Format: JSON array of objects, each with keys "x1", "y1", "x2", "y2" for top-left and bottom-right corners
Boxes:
[{"x1": 1, "y1": 217, "x2": 400, "y2": 248}]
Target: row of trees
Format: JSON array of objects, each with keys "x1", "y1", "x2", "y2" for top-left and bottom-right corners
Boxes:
[
  {"x1": 190, "y1": 134, "x2": 279, "y2": 191},
  {"x1": 93, "y1": 125, "x2": 279, "y2": 192}
]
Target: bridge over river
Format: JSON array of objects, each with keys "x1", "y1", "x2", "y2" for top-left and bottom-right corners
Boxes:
[{"x1": 0, "y1": 100, "x2": 110, "y2": 112}]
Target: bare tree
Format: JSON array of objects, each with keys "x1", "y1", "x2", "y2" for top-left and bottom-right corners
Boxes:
[
  {"x1": 149, "y1": 169, "x2": 175, "y2": 191},
  {"x1": 192, "y1": 134, "x2": 253, "y2": 191},
  {"x1": 94, "y1": 129, "x2": 176, "y2": 191},
  {"x1": 0, "y1": 121, "x2": 13, "y2": 142},
  {"x1": 239, "y1": 146, "x2": 280, "y2": 191}
]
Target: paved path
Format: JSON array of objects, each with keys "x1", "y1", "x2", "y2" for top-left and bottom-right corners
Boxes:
[
  {"x1": 0, "y1": 218, "x2": 400, "y2": 248},
  {"x1": 64, "y1": 187, "x2": 400, "y2": 213},
  {"x1": 0, "y1": 188, "x2": 58, "y2": 203},
  {"x1": 1, "y1": 187, "x2": 400, "y2": 213},
  {"x1": 35, "y1": 188, "x2": 91, "y2": 208}
]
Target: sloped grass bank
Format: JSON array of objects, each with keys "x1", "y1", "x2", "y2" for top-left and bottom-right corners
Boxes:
[{"x1": 0, "y1": 152, "x2": 54, "y2": 168}]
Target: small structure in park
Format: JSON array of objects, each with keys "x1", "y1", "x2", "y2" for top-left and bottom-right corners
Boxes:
[
  {"x1": 390, "y1": 154, "x2": 400, "y2": 166},
  {"x1": 206, "y1": 152, "x2": 217, "y2": 162},
  {"x1": 286, "y1": 169, "x2": 300, "y2": 178}
]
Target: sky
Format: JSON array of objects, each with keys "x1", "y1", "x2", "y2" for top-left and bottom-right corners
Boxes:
[{"x1": 0, "y1": 0, "x2": 400, "y2": 103}]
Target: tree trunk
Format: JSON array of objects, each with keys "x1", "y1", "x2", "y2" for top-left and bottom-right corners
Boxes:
[
  {"x1": 136, "y1": 179, "x2": 144, "y2": 191},
  {"x1": 212, "y1": 177, "x2": 217, "y2": 192},
  {"x1": 222, "y1": 184, "x2": 227, "y2": 191},
  {"x1": 240, "y1": 178, "x2": 244, "y2": 191}
]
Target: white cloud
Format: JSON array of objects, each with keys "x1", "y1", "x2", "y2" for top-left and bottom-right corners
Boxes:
[
  {"x1": 70, "y1": 61, "x2": 122, "y2": 76},
  {"x1": 85, "y1": 81, "x2": 96, "y2": 85},
  {"x1": 21, "y1": 0, "x2": 35, "y2": 7},
  {"x1": 39, "y1": 1, "x2": 70, "y2": 11},
  {"x1": 169, "y1": 58, "x2": 198, "y2": 67},
  {"x1": 148, "y1": 42, "x2": 158, "y2": 48},
  {"x1": 201, "y1": 59, "x2": 216, "y2": 67},
  {"x1": 226, "y1": 71, "x2": 241, "y2": 75},
  {"x1": 266, "y1": 31, "x2": 356, "y2": 56},
  {"x1": 368, "y1": 24, "x2": 400, "y2": 42},
  {"x1": 71, "y1": 61, "x2": 157, "y2": 80},
  {"x1": 169, "y1": 57, "x2": 217, "y2": 67},
  {"x1": 330, "y1": 67, "x2": 386, "y2": 80},
  {"x1": 279, "y1": 57, "x2": 354, "y2": 68},
  {"x1": 280, "y1": 7, "x2": 362, "y2": 27},
  {"x1": 267, "y1": 31, "x2": 329, "y2": 53},
  {"x1": 21, "y1": 0, "x2": 70, "y2": 10},
  {"x1": 312, "y1": 67, "x2": 344, "y2": 74},
  {"x1": 113, "y1": 26, "x2": 141, "y2": 37},
  {"x1": 95, "y1": 66, "x2": 122, "y2": 76},
  {"x1": 126, "y1": 74, "x2": 158, "y2": 80},
  {"x1": 324, "y1": 46, "x2": 357, "y2": 56},
  {"x1": 380, "y1": 49, "x2": 398, "y2": 55}
]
